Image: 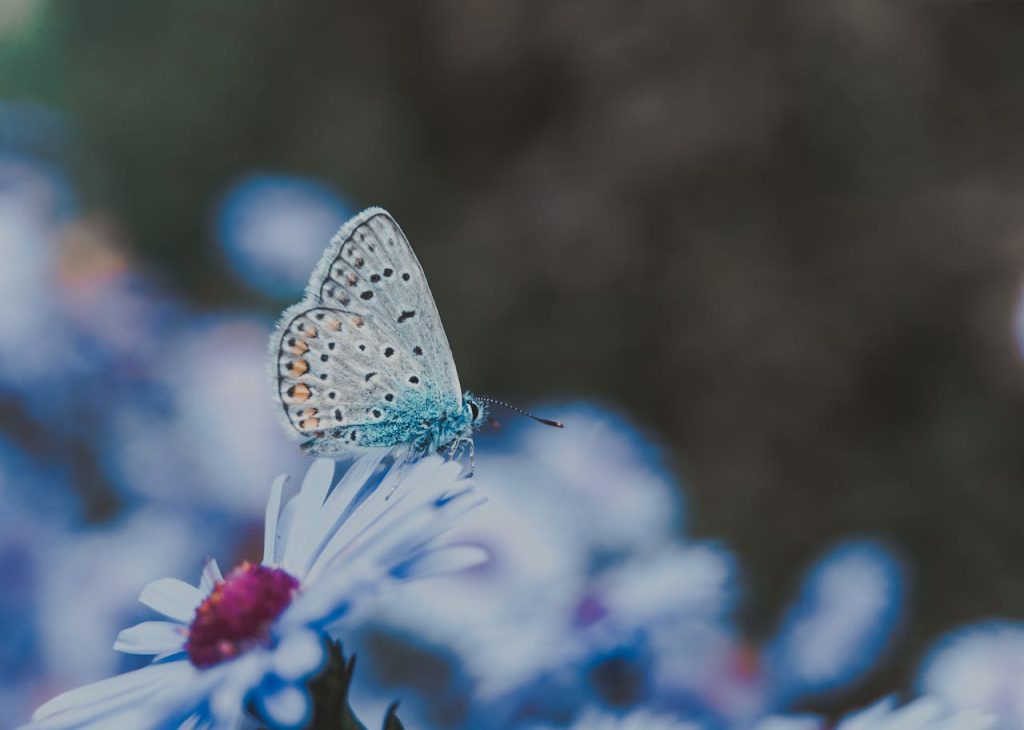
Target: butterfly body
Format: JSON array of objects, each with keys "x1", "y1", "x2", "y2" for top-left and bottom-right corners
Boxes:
[
  {"x1": 270, "y1": 207, "x2": 487, "y2": 460},
  {"x1": 300, "y1": 388, "x2": 485, "y2": 457}
]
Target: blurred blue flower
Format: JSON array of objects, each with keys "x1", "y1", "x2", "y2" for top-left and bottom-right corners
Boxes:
[
  {"x1": 104, "y1": 315, "x2": 306, "y2": 516},
  {"x1": 26, "y1": 454, "x2": 485, "y2": 729},
  {"x1": 0, "y1": 437, "x2": 76, "y2": 525},
  {"x1": 918, "y1": 622, "x2": 1024, "y2": 729},
  {"x1": 0, "y1": 531, "x2": 42, "y2": 684},
  {"x1": 762, "y1": 539, "x2": 904, "y2": 706},
  {"x1": 215, "y1": 173, "x2": 353, "y2": 299}
]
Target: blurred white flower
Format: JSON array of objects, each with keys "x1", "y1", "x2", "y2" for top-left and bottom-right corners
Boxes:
[
  {"x1": 367, "y1": 405, "x2": 696, "y2": 700},
  {"x1": 37, "y1": 508, "x2": 217, "y2": 688},
  {"x1": 356, "y1": 412, "x2": 736, "y2": 729},
  {"x1": 0, "y1": 157, "x2": 79, "y2": 386},
  {"x1": 215, "y1": 173, "x2": 352, "y2": 298},
  {"x1": 492, "y1": 403, "x2": 683, "y2": 554},
  {"x1": 535, "y1": 707, "x2": 704, "y2": 730},
  {"x1": 371, "y1": 478, "x2": 589, "y2": 698},
  {"x1": 594, "y1": 544, "x2": 733, "y2": 629},
  {"x1": 918, "y1": 623, "x2": 1024, "y2": 730},
  {"x1": 603, "y1": 545, "x2": 738, "y2": 714},
  {"x1": 752, "y1": 716, "x2": 822, "y2": 730},
  {"x1": 836, "y1": 697, "x2": 995, "y2": 730},
  {"x1": 26, "y1": 454, "x2": 484, "y2": 730},
  {"x1": 106, "y1": 315, "x2": 305, "y2": 516},
  {"x1": 763, "y1": 540, "x2": 903, "y2": 703}
]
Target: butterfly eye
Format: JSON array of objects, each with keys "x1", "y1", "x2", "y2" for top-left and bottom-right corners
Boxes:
[{"x1": 469, "y1": 401, "x2": 480, "y2": 421}]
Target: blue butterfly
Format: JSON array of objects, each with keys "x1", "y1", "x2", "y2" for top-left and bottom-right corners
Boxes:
[{"x1": 270, "y1": 207, "x2": 560, "y2": 460}]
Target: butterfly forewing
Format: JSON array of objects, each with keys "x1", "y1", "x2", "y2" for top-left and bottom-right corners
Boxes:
[{"x1": 272, "y1": 208, "x2": 462, "y2": 453}]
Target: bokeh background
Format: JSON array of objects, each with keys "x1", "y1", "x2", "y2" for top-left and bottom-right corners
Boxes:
[{"x1": 3, "y1": 1, "x2": 1024, "y2": 727}]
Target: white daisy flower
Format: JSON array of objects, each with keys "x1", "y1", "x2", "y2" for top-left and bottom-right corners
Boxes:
[{"x1": 25, "y1": 453, "x2": 484, "y2": 730}]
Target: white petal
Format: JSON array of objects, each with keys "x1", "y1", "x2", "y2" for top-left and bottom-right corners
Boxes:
[
  {"x1": 311, "y1": 478, "x2": 481, "y2": 583},
  {"x1": 305, "y1": 457, "x2": 457, "y2": 582},
  {"x1": 114, "y1": 621, "x2": 187, "y2": 656},
  {"x1": 391, "y1": 544, "x2": 489, "y2": 579},
  {"x1": 273, "y1": 498, "x2": 297, "y2": 566},
  {"x1": 263, "y1": 474, "x2": 288, "y2": 566},
  {"x1": 199, "y1": 559, "x2": 223, "y2": 594},
  {"x1": 210, "y1": 652, "x2": 271, "y2": 725},
  {"x1": 258, "y1": 684, "x2": 311, "y2": 730},
  {"x1": 307, "y1": 449, "x2": 389, "y2": 562},
  {"x1": 29, "y1": 661, "x2": 192, "y2": 727},
  {"x1": 281, "y1": 458, "x2": 336, "y2": 574},
  {"x1": 139, "y1": 578, "x2": 204, "y2": 622},
  {"x1": 272, "y1": 630, "x2": 325, "y2": 680}
]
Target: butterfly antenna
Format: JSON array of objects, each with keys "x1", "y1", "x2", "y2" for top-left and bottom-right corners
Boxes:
[{"x1": 478, "y1": 397, "x2": 564, "y2": 428}]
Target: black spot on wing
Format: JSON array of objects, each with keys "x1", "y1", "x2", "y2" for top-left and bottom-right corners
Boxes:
[{"x1": 397, "y1": 310, "x2": 416, "y2": 323}]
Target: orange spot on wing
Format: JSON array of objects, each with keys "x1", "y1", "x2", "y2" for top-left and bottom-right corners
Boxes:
[
  {"x1": 291, "y1": 340, "x2": 309, "y2": 356},
  {"x1": 300, "y1": 416, "x2": 320, "y2": 430},
  {"x1": 288, "y1": 359, "x2": 309, "y2": 376}
]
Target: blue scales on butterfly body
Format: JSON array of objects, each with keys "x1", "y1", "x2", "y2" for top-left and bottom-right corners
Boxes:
[
  {"x1": 270, "y1": 208, "x2": 488, "y2": 460},
  {"x1": 337, "y1": 387, "x2": 481, "y2": 455}
]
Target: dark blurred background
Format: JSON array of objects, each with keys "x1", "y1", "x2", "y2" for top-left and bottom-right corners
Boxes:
[{"x1": 3, "y1": 0, "x2": 1024, "y2": 715}]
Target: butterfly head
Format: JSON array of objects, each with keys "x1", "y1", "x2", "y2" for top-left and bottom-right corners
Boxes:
[{"x1": 463, "y1": 392, "x2": 489, "y2": 432}]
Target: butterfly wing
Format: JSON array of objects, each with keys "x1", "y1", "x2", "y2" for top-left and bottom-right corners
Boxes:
[{"x1": 270, "y1": 208, "x2": 462, "y2": 456}]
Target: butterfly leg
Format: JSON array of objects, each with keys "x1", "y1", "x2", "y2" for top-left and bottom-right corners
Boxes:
[{"x1": 447, "y1": 437, "x2": 474, "y2": 477}]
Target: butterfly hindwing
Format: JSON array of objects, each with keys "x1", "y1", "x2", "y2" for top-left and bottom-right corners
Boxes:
[{"x1": 271, "y1": 208, "x2": 463, "y2": 454}]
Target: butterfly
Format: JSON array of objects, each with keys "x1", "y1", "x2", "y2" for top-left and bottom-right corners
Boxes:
[{"x1": 270, "y1": 207, "x2": 561, "y2": 461}]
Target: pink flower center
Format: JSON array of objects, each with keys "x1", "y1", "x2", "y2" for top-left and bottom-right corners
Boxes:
[{"x1": 186, "y1": 562, "x2": 300, "y2": 668}]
